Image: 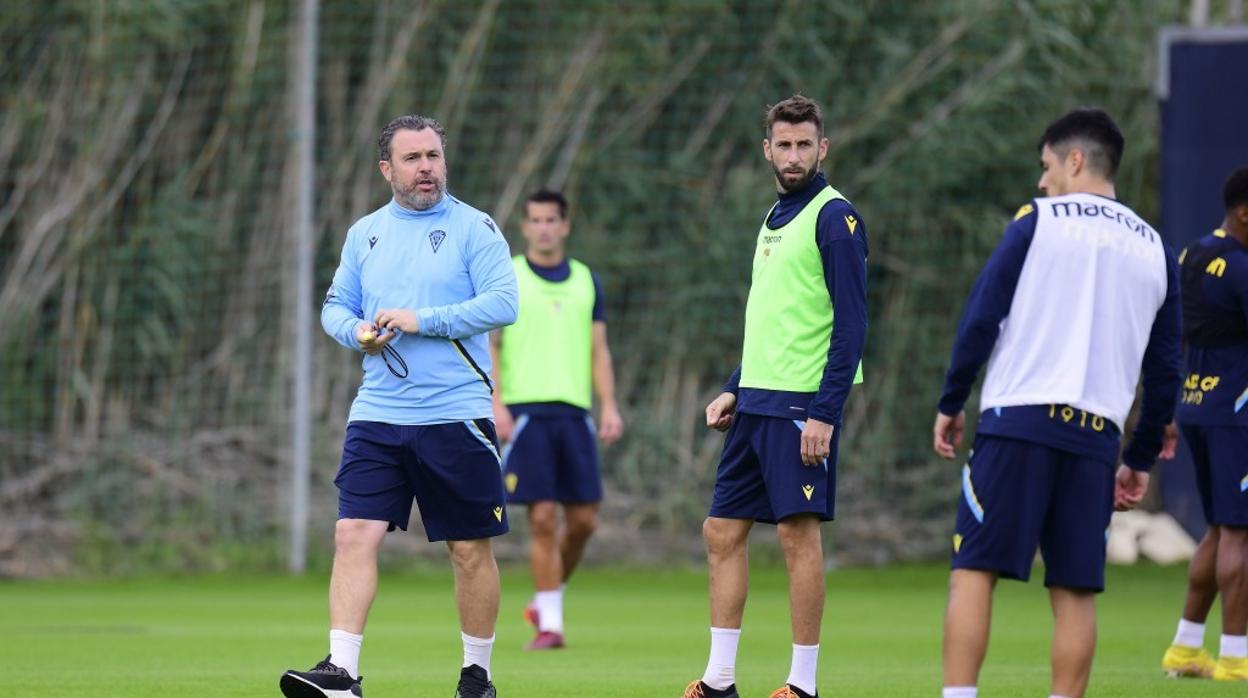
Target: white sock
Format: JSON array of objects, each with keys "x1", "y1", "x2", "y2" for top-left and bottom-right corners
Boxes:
[
  {"x1": 329, "y1": 629, "x2": 363, "y2": 679},
  {"x1": 1174, "y1": 618, "x2": 1206, "y2": 648},
  {"x1": 462, "y1": 632, "x2": 495, "y2": 678},
  {"x1": 942, "y1": 688, "x2": 977, "y2": 698},
  {"x1": 786, "y1": 643, "x2": 819, "y2": 696},
  {"x1": 701, "y1": 627, "x2": 741, "y2": 690},
  {"x1": 535, "y1": 589, "x2": 564, "y2": 633},
  {"x1": 1221, "y1": 634, "x2": 1248, "y2": 658}
]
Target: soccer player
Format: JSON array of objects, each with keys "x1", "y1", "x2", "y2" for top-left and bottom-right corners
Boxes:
[
  {"x1": 933, "y1": 108, "x2": 1183, "y2": 698},
  {"x1": 683, "y1": 94, "x2": 868, "y2": 698},
  {"x1": 279, "y1": 115, "x2": 518, "y2": 698},
  {"x1": 1160, "y1": 166, "x2": 1248, "y2": 682},
  {"x1": 489, "y1": 188, "x2": 624, "y2": 650}
]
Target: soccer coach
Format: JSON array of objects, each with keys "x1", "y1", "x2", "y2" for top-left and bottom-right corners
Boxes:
[{"x1": 281, "y1": 114, "x2": 517, "y2": 698}]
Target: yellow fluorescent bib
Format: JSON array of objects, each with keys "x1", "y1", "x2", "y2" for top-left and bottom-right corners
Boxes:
[
  {"x1": 740, "y1": 185, "x2": 864, "y2": 391},
  {"x1": 500, "y1": 256, "x2": 595, "y2": 409}
]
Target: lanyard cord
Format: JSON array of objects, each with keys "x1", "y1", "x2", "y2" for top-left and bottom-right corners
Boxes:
[{"x1": 380, "y1": 344, "x2": 408, "y2": 379}]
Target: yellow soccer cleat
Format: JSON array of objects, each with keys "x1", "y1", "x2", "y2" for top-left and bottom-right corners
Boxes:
[
  {"x1": 1213, "y1": 655, "x2": 1248, "y2": 681},
  {"x1": 1162, "y1": 644, "x2": 1214, "y2": 678}
]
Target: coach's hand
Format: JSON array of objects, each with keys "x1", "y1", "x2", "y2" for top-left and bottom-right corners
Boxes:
[
  {"x1": 801, "y1": 418, "x2": 834, "y2": 466},
  {"x1": 1114, "y1": 465, "x2": 1150, "y2": 511},
  {"x1": 933, "y1": 411, "x2": 965, "y2": 460},
  {"x1": 598, "y1": 402, "x2": 624, "y2": 445},
  {"x1": 374, "y1": 308, "x2": 419, "y2": 334},
  {"x1": 1159, "y1": 421, "x2": 1179, "y2": 460},
  {"x1": 356, "y1": 321, "x2": 395, "y2": 355},
  {"x1": 705, "y1": 392, "x2": 737, "y2": 432}
]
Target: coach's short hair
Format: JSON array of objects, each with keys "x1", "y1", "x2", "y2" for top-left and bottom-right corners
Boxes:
[
  {"x1": 1224, "y1": 166, "x2": 1248, "y2": 211},
  {"x1": 1037, "y1": 108, "x2": 1124, "y2": 179},
  {"x1": 765, "y1": 95, "x2": 823, "y2": 138},
  {"x1": 378, "y1": 114, "x2": 446, "y2": 161},
  {"x1": 525, "y1": 189, "x2": 568, "y2": 219}
]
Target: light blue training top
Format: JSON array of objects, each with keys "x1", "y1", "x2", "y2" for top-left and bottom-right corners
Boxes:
[{"x1": 321, "y1": 194, "x2": 519, "y2": 425}]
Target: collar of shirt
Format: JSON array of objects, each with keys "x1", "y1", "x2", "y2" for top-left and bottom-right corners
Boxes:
[{"x1": 387, "y1": 194, "x2": 451, "y2": 220}]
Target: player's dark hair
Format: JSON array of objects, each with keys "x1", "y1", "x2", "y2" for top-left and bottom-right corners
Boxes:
[
  {"x1": 765, "y1": 94, "x2": 823, "y2": 138},
  {"x1": 525, "y1": 188, "x2": 568, "y2": 219},
  {"x1": 1223, "y1": 166, "x2": 1248, "y2": 211},
  {"x1": 1037, "y1": 108, "x2": 1124, "y2": 179},
  {"x1": 378, "y1": 114, "x2": 446, "y2": 161}
]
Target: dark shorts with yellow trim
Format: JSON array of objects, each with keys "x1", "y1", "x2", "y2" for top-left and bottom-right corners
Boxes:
[
  {"x1": 951, "y1": 434, "x2": 1114, "y2": 592},
  {"x1": 1184, "y1": 424, "x2": 1248, "y2": 527},
  {"x1": 709, "y1": 413, "x2": 838, "y2": 524},
  {"x1": 336, "y1": 420, "x2": 509, "y2": 542},
  {"x1": 503, "y1": 413, "x2": 602, "y2": 504}
]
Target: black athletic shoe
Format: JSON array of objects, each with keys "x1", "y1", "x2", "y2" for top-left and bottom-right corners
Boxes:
[
  {"x1": 454, "y1": 664, "x2": 497, "y2": 698},
  {"x1": 280, "y1": 655, "x2": 363, "y2": 697}
]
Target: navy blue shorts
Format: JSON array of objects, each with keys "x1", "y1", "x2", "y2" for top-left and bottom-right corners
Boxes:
[
  {"x1": 1184, "y1": 424, "x2": 1248, "y2": 527},
  {"x1": 952, "y1": 434, "x2": 1114, "y2": 592},
  {"x1": 709, "y1": 413, "x2": 838, "y2": 524},
  {"x1": 503, "y1": 413, "x2": 602, "y2": 504},
  {"x1": 335, "y1": 420, "x2": 509, "y2": 542}
]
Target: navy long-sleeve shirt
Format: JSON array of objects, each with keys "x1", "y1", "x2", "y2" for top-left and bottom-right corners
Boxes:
[{"x1": 724, "y1": 172, "x2": 869, "y2": 426}]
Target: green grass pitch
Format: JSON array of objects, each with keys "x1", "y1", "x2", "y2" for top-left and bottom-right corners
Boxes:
[{"x1": 3, "y1": 562, "x2": 1244, "y2": 696}]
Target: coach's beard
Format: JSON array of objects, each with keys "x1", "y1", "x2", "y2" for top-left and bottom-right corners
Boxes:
[
  {"x1": 774, "y1": 164, "x2": 817, "y2": 193},
  {"x1": 394, "y1": 177, "x2": 446, "y2": 211}
]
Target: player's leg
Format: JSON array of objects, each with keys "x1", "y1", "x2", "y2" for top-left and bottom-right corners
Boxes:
[
  {"x1": 410, "y1": 420, "x2": 509, "y2": 697},
  {"x1": 501, "y1": 413, "x2": 560, "y2": 638},
  {"x1": 1048, "y1": 587, "x2": 1096, "y2": 698},
  {"x1": 561, "y1": 502, "x2": 599, "y2": 582},
  {"x1": 556, "y1": 414, "x2": 603, "y2": 584},
  {"x1": 684, "y1": 415, "x2": 768, "y2": 698},
  {"x1": 943, "y1": 569, "x2": 998, "y2": 692},
  {"x1": 282, "y1": 422, "x2": 411, "y2": 697},
  {"x1": 1194, "y1": 425, "x2": 1248, "y2": 681},
  {"x1": 1039, "y1": 450, "x2": 1115, "y2": 698},
  {"x1": 526, "y1": 500, "x2": 567, "y2": 648},
  {"x1": 1163, "y1": 423, "x2": 1220, "y2": 676},
  {"x1": 759, "y1": 418, "x2": 839, "y2": 698},
  {"x1": 944, "y1": 435, "x2": 1056, "y2": 695}
]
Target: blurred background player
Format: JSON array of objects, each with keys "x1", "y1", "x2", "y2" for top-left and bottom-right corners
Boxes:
[
  {"x1": 1161, "y1": 166, "x2": 1248, "y2": 682},
  {"x1": 933, "y1": 108, "x2": 1183, "y2": 698},
  {"x1": 490, "y1": 189, "x2": 624, "y2": 650},
  {"x1": 686, "y1": 94, "x2": 868, "y2": 698},
  {"x1": 281, "y1": 115, "x2": 517, "y2": 698}
]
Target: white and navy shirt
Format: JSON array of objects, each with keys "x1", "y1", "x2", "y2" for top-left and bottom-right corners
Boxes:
[{"x1": 939, "y1": 193, "x2": 1182, "y2": 470}]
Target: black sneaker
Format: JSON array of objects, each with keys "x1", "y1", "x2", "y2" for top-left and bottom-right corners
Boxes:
[
  {"x1": 280, "y1": 655, "x2": 363, "y2": 697},
  {"x1": 454, "y1": 664, "x2": 496, "y2": 698}
]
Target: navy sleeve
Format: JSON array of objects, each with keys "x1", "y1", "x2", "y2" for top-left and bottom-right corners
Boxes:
[
  {"x1": 724, "y1": 366, "x2": 741, "y2": 395},
  {"x1": 591, "y1": 270, "x2": 606, "y2": 322},
  {"x1": 1121, "y1": 248, "x2": 1184, "y2": 471},
  {"x1": 937, "y1": 204, "x2": 1038, "y2": 416},
  {"x1": 807, "y1": 200, "x2": 868, "y2": 425}
]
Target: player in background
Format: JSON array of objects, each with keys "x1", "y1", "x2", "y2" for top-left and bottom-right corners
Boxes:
[
  {"x1": 933, "y1": 108, "x2": 1182, "y2": 698},
  {"x1": 684, "y1": 94, "x2": 868, "y2": 698},
  {"x1": 1160, "y1": 166, "x2": 1248, "y2": 682},
  {"x1": 489, "y1": 189, "x2": 624, "y2": 651},
  {"x1": 280, "y1": 115, "x2": 518, "y2": 698}
]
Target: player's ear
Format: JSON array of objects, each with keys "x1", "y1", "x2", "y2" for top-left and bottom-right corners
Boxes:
[
  {"x1": 379, "y1": 160, "x2": 392, "y2": 181},
  {"x1": 1067, "y1": 148, "x2": 1084, "y2": 178},
  {"x1": 762, "y1": 138, "x2": 772, "y2": 161}
]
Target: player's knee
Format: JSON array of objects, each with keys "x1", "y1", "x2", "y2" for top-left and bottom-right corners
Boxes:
[
  {"x1": 567, "y1": 510, "x2": 598, "y2": 540},
  {"x1": 334, "y1": 519, "x2": 385, "y2": 558},
  {"x1": 448, "y1": 539, "x2": 493, "y2": 573},
  {"x1": 703, "y1": 517, "x2": 746, "y2": 557},
  {"x1": 776, "y1": 516, "x2": 820, "y2": 553},
  {"x1": 528, "y1": 503, "x2": 559, "y2": 540}
]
